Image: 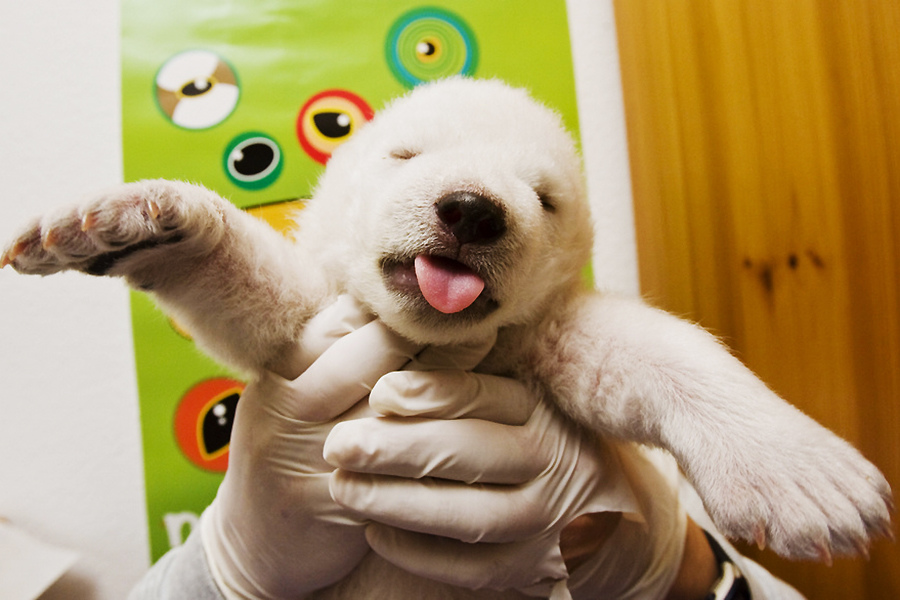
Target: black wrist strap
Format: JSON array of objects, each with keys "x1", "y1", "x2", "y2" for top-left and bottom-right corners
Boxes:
[{"x1": 703, "y1": 531, "x2": 752, "y2": 600}]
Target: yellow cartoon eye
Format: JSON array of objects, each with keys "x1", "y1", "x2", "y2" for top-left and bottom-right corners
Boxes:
[
  {"x1": 386, "y1": 7, "x2": 477, "y2": 87},
  {"x1": 415, "y1": 37, "x2": 443, "y2": 63},
  {"x1": 155, "y1": 50, "x2": 239, "y2": 129},
  {"x1": 296, "y1": 90, "x2": 374, "y2": 164},
  {"x1": 311, "y1": 110, "x2": 353, "y2": 139}
]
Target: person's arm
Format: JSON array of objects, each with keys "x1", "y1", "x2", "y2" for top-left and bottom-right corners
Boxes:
[{"x1": 127, "y1": 528, "x2": 223, "y2": 600}]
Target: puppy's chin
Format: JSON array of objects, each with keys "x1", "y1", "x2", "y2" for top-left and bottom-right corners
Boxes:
[
  {"x1": 373, "y1": 260, "x2": 502, "y2": 346},
  {"x1": 380, "y1": 303, "x2": 503, "y2": 347}
]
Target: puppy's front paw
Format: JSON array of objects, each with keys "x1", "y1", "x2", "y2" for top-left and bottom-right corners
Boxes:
[
  {"x1": 2, "y1": 180, "x2": 227, "y2": 279},
  {"x1": 694, "y1": 415, "x2": 893, "y2": 562}
]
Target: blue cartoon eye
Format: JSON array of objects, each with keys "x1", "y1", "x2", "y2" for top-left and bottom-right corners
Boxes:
[
  {"x1": 385, "y1": 7, "x2": 478, "y2": 88},
  {"x1": 224, "y1": 133, "x2": 283, "y2": 190},
  {"x1": 156, "y1": 50, "x2": 239, "y2": 129}
]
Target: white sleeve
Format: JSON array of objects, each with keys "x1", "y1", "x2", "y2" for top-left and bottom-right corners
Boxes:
[{"x1": 127, "y1": 529, "x2": 225, "y2": 600}]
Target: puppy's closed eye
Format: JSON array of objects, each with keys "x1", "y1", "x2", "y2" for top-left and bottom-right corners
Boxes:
[
  {"x1": 536, "y1": 191, "x2": 557, "y2": 213},
  {"x1": 390, "y1": 148, "x2": 420, "y2": 160}
]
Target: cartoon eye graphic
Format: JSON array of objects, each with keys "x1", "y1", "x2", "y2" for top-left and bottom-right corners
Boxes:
[
  {"x1": 296, "y1": 90, "x2": 374, "y2": 164},
  {"x1": 414, "y1": 37, "x2": 442, "y2": 63},
  {"x1": 155, "y1": 50, "x2": 239, "y2": 129},
  {"x1": 173, "y1": 378, "x2": 245, "y2": 473},
  {"x1": 386, "y1": 7, "x2": 478, "y2": 88},
  {"x1": 224, "y1": 132, "x2": 283, "y2": 189}
]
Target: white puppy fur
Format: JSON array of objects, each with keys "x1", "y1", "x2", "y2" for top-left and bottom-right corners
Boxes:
[{"x1": 2, "y1": 77, "x2": 892, "y2": 590}]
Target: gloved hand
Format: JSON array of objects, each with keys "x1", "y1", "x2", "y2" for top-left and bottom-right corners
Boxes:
[
  {"x1": 200, "y1": 295, "x2": 421, "y2": 599},
  {"x1": 324, "y1": 356, "x2": 688, "y2": 598}
]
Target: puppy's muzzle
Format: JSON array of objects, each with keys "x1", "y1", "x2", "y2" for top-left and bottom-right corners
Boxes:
[{"x1": 435, "y1": 191, "x2": 506, "y2": 246}]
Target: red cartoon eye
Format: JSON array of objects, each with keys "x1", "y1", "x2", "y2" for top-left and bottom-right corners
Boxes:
[
  {"x1": 296, "y1": 90, "x2": 374, "y2": 164},
  {"x1": 174, "y1": 378, "x2": 245, "y2": 472}
]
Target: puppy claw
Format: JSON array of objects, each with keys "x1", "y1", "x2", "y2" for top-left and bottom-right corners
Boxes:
[
  {"x1": 146, "y1": 199, "x2": 161, "y2": 220},
  {"x1": 41, "y1": 228, "x2": 59, "y2": 250},
  {"x1": 875, "y1": 520, "x2": 895, "y2": 542},
  {"x1": 852, "y1": 538, "x2": 871, "y2": 561},
  {"x1": 81, "y1": 212, "x2": 96, "y2": 232},
  {"x1": 753, "y1": 526, "x2": 766, "y2": 551},
  {"x1": 814, "y1": 540, "x2": 833, "y2": 566},
  {"x1": 2, "y1": 241, "x2": 26, "y2": 267}
]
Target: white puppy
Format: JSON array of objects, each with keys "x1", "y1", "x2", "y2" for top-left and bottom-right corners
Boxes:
[{"x1": 2, "y1": 78, "x2": 891, "y2": 567}]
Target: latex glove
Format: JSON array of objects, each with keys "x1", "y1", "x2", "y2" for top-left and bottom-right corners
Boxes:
[
  {"x1": 200, "y1": 295, "x2": 420, "y2": 599},
  {"x1": 324, "y1": 363, "x2": 685, "y2": 598}
]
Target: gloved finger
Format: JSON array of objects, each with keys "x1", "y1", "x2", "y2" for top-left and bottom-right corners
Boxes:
[
  {"x1": 329, "y1": 470, "x2": 552, "y2": 543},
  {"x1": 364, "y1": 523, "x2": 567, "y2": 593},
  {"x1": 407, "y1": 331, "x2": 497, "y2": 371},
  {"x1": 324, "y1": 416, "x2": 547, "y2": 483},
  {"x1": 236, "y1": 374, "x2": 379, "y2": 473},
  {"x1": 267, "y1": 295, "x2": 375, "y2": 379},
  {"x1": 369, "y1": 370, "x2": 537, "y2": 424},
  {"x1": 285, "y1": 319, "x2": 420, "y2": 422}
]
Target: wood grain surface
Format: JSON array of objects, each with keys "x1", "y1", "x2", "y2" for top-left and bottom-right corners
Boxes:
[{"x1": 612, "y1": 1, "x2": 899, "y2": 597}]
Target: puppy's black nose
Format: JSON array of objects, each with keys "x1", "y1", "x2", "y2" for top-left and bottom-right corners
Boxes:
[{"x1": 435, "y1": 191, "x2": 506, "y2": 245}]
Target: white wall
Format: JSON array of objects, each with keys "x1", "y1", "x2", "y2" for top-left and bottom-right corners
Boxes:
[
  {"x1": 568, "y1": 0, "x2": 640, "y2": 296},
  {"x1": 0, "y1": 0, "x2": 151, "y2": 598},
  {"x1": 0, "y1": 0, "x2": 636, "y2": 597}
]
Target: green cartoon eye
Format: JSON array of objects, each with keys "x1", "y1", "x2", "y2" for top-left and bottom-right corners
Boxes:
[
  {"x1": 386, "y1": 7, "x2": 478, "y2": 88},
  {"x1": 156, "y1": 50, "x2": 239, "y2": 129},
  {"x1": 224, "y1": 133, "x2": 283, "y2": 190}
]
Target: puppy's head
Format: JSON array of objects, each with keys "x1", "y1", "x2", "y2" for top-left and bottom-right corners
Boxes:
[{"x1": 304, "y1": 77, "x2": 593, "y2": 345}]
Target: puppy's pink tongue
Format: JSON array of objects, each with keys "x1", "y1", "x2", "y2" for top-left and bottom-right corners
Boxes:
[{"x1": 414, "y1": 255, "x2": 485, "y2": 314}]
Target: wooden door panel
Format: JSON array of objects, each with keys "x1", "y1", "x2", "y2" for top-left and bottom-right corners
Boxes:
[{"x1": 613, "y1": 1, "x2": 899, "y2": 597}]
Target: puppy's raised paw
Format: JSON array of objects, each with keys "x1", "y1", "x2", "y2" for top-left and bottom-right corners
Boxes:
[{"x1": 3, "y1": 180, "x2": 229, "y2": 280}]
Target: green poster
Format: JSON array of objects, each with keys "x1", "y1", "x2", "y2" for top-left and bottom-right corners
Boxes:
[{"x1": 121, "y1": 0, "x2": 580, "y2": 561}]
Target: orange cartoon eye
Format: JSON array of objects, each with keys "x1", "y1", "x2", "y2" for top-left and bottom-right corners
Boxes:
[
  {"x1": 173, "y1": 378, "x2": 245, "y2": 472},
  {"x1": 296, "y1": 90, "x2": 374, "y2": 164}
]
